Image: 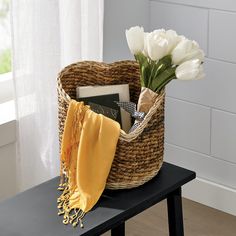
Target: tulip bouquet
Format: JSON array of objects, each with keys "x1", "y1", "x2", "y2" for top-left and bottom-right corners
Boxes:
[{"x1": 126, "y1": 26, "x2": 205, "y2": 113}]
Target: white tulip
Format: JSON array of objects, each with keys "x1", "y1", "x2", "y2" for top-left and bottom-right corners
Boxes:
[
  {"x1": 153, "y1": 28, "x2": 165, "y2": 35},
  {"x1": 165, "y1": 30, "x2": 180, "y2": 54},
  {"x1": 147, "y1": 31, "x2": 169, "y2": 61},
  {"x1": 143, "y1": 32, "x2": 149, "y2": 56},
  {"x1": 172, "y1": 38, "x2": 204, "y2": 65},
  {"x1": 175, "y1": 59, "x2": 205, "y2": 80},
  {"x1": 126, "y1": 26, "x2": 144, "y2": 55}
]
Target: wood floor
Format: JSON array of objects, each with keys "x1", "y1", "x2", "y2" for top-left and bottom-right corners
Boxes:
[{"x1": 103, "y1": 198, "x2": 236, "y2": 236}]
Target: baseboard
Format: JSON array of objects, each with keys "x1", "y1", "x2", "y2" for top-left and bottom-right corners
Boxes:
[{"x1": 182, "y1": 177, "x2": 236, "y2": 216}]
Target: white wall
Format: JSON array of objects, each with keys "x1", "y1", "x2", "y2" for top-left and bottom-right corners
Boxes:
[
  {"x1": 0, "y1": 112, "x2": 17, "y2": 201},
  {"x1": 104, "y1": 0, "x2": 236, "y2": 215},
  {"x1": 0, "y1": 143, "x2": 17, "y2": 201},
  {"x1": 103, "y1": 0, "x2": 149, "y2": 62}
]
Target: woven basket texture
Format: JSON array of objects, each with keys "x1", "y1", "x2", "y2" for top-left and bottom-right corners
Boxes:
[{"x1": 57, "y1": 60, "x2": 165, "y2": 189}]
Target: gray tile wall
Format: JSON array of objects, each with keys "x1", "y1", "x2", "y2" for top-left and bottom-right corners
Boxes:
[
  {"x1": 104, "y1": 0, "x2": 236, "y2": 190},
  {"x1": 103, "y1": 0, "x2": 149, "y2": 62},
  {"x1": 150, "y1": 0, "x2": 236, "y2": 190}
]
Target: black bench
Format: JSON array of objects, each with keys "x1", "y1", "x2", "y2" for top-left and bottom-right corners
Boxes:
[{"x1": 0, "y1": 162, "x2": 195, "y2": 236}]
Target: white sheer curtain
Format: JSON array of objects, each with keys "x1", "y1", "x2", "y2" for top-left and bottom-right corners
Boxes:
[{"x1": 11, "y1": 0, "x2": 104, "y2": 191}]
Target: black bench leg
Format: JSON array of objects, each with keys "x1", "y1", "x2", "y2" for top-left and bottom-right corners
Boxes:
[
  {"x1": 111, "y1": 222, "x2": 125, "y2": 236},
  {"x1": 167, "y1": 187, "x2": 184, "y2": 236}
]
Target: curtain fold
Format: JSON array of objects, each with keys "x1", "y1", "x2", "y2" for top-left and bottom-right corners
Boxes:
[
  {"x1": 11, "y1": 0, "x2": 104, "y2": 191},
  {"x1": 59, "y1": 0, "x2": 104, "y2": 67}
]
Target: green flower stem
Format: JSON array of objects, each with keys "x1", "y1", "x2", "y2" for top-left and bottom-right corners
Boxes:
[
  {"x1": 149, "y1": 62, "x2": 155, "y2": 80},
  {"x1": 135, "y1": 53, "x2": 150, "y2": 87},
  {"x1": 141, "y1": 64, "x2": 149, "y2": 87},
  {"x1": 147, "y1": 61, "x2": 157, "y2": 88}
]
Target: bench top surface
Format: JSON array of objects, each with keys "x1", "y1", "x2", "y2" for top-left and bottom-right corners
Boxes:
[{"x1": 0, "y1": 162, "x2": 195, "y2": 236}]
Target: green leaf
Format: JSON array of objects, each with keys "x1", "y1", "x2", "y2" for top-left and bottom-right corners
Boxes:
[
  {"x1": 135, "y1": 54, "x2": 175, "y2": 91},
  {"x1": 150, "y1": 66, "x2": 176, "y2": 92},
  {"x1": 135, "y1": 52, "x2": 147, "y2": 65},
  {"x1": 153, "y1": 55, "x2": 172, "y2": 77},
  {"x1": 135, "y1": 53, "x2": 151, "y2": 87},
  {"x1": 147, "y1": 55, "x2": 172, "y2": 90},
  {"x1": 141, "y1": 61, "x2": 151, "y2": 87}
]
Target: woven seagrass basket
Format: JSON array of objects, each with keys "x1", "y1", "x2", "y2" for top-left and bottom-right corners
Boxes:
[{"x1": 57, "y1": 60, "x2": 165, "y2": 190}]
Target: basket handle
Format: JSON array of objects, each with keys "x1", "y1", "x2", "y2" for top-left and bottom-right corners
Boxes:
[{"x1": 57, "y1": 77, "x2": 71, "y2": 104}]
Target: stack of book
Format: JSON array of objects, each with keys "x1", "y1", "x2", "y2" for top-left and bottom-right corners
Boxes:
[{"x1": 76, "y1": 84, "x2": 131, "y2": 133}]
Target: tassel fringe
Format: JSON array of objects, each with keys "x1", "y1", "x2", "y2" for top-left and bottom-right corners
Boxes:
[
  {"x1": 57, "y1": 180, "x2": 85, "y2": 228},
  {"x1": 58, "y1": 103, "x2": 89, "y2": 228}
]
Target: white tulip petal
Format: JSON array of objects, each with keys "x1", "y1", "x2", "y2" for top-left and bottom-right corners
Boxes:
[
  {"x1": 165, "y1": 30, "x2": 180, "y2": 54},
  {"x1": 147, "y1": 31, "x2": 169, "y2": 61},
  {"x1": 195, "y1": 65, "x2": 205, "y2": 80},
  {"x1": 143, "y1": 32, "x2": 149, "y2": 56},
  {"x1": 126, "y1": 26, "x2": 144, "y2": 55},
  {"x1": 153, "y1": 29, "x2": 165, "y2": 36},
  {"x1": 176, "y1": 59, "x2": 204, "y2": 80},
  {"x1": 172, "y1": 38, "x2": 204, "y2": 65}
]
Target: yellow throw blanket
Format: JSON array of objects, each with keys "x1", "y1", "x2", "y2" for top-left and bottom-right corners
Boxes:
[{"x1": 57, "y1": 100, "x2": 120, "y2": 227}]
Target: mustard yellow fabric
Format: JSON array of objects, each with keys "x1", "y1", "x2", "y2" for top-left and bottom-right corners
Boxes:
[{"x1": 58, "y1": 100, "x2": 120, "y2": 227}]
